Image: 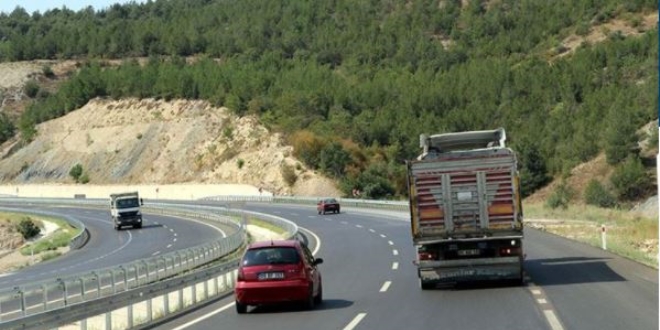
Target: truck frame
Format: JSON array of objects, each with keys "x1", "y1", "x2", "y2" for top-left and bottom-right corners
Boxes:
[
  {"x1": 110, "y1": 191, "x2": 144, "y2": 230},
  {"x1": 408, "y1": 128, "x2": 524, "y2": 289}
]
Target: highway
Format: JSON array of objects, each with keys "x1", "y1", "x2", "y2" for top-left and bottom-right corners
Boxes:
[
  {"x1": 0, "y1": 202, "x2": 657, "y2": 330},
  {"x1": 0, "y1": 205, "x2": 231, "y2": 289},
  {"x1": 153, "y1": 203, "x2": 659, "y2": 330}
]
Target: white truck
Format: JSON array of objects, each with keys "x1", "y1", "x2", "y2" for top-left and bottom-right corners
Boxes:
[
  {"x1": 110, "y1": 192, "x2": 144, "y2": 230},
  {"x1": 407, "y1": 128, "x2": 524, "y2": 289}
]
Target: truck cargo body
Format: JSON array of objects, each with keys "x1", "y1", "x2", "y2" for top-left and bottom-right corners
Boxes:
[
  {"x1": 408, "y1": 128, "x2": 524, "y2": 288},
  {"x1": 110, "y1": 192, "x2": 143, "y2": 230}
]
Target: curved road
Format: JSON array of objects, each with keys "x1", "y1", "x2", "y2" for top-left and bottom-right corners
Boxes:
[
  {"x1": 0, "y1": 205, "x2": 229, "y2": 288},
  {"x1": 154, "y1": 203, "x2": 658, "y2": 330}
]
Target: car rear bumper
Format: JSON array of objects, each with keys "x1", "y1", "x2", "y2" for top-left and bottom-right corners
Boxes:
[
  {"x1": 418, "y1": 257, "x2": 523, "y2": 283},
  {"x1": 235, "y1": 280, "x2": 310, "y2": 305}
]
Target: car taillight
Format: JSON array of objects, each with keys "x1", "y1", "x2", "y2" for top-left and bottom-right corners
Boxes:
[
  {"x1": 418, "y1": 251, "x2": 437, "y2": 261},
  {"x1": 499, "y1": 247, "x2": 521, "y2": 256},
  {"x1": 237, "y1": 269, "x2": 245, "y2": 281}
]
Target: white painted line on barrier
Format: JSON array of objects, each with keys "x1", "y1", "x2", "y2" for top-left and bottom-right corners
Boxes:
[
  {"x1": 379, "y1": 281, "x2": 392, "y2": 292},
  {"x1": 170, "y1": 302, "x2": 235, "y2": 330},
  {"x1": 544, "y1": 310, "x2": 565, "y2": 330},
  {"x1": 343, "y1": 313, "x2": 367, "y2": 330},
  {"x1": 392, "y1": 262, "x2": 399, "y2": 270},
  {"x1": 393, "y1": 250, "x2": 399, "y2": 256}
]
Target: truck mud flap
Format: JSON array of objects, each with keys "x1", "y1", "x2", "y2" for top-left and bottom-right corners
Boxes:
[{"x1": 419, "y1": 260, "x2": 522, "y2": 283}]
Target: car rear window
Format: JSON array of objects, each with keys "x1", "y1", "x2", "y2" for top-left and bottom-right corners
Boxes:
[{"x1": 242, "y1": 247, "x2": 301, "y2": 266}]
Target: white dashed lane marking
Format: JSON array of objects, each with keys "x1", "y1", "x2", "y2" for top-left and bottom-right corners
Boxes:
[
  {"x1": 343, "y1": 313, "x2": 367, "y2": 330},
  {"x1": 355, "y1": 224, "x2": 363, "y2": 228},
  {"x1": 379, "y1": 281, "x2": 392, "y2": 292},
  {"x1": 388, "y1": 240, "x2": 394, "y2": 245},
  {"x1": 393, "y1": 250, "x2": 399, "y2": 256},
  {"x1": 392, "y1": 262, "x2": 399, "y2": 270},
  {"x1": 369, "y1": 229, "x2": 375, "y2": 233},
  {"x1": 380, "y1": 234, "x2": 386, "y2": 238}
]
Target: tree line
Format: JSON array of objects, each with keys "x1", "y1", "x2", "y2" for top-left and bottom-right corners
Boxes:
[{"x1": 0, "y1": 0, "x2": 657, "y2": 203}]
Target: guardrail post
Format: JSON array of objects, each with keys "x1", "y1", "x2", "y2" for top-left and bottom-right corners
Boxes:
[
  {"x1": 147, "y1": 297, "x2": 153, "y2": 322},
  {"x1": 79, "y1": 278, "x2": 86, "y2": 301},
  {"x1": 42, "y1": 284, "x2": 48, "y2": 312},
  {"x1": 58, "y1": 279, "x2": 68, "y2": 306},
  {"x1": 105, "y1": 310, "x2": 112, "y2": 330},
  {"x1": 142, "y1": 260, "x2": 150, "y2": 284},
  {"x1": 164, "y1": 290, "x2": 170, "y2": 316},
  {"x1": 16, "y1": 288, "x2": 25, "y2": 317},
  {"x1": 92, "y1": 271, "x2": 100, "y2": 298}
]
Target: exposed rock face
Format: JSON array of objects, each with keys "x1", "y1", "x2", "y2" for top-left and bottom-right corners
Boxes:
[{"x1": 0, "y1": 97, "x2": 342, "y2": 197}]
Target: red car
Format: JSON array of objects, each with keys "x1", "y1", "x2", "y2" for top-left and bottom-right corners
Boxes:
[
  {"x1": 234, "y1": 239, "x2": 324, "y2": 314},
  {"x1": 317, "y1": 198, "x2": 340, "y2": 214}
]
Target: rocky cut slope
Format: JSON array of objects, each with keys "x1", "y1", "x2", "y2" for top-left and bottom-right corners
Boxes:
[{"x1": 0, "y1": 97, "x2": 341, "y2": 197}]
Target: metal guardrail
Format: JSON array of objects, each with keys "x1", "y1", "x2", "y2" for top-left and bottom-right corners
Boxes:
[
  {"x1": 200, "y1": 195, "x2": 410, "y2": 211},
  {"x1": 0, "y1": 198, "x2": 299, "y2": 329}
]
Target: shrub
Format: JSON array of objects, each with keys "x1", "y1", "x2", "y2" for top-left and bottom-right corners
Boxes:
[
  {"x1": 23, "y1": 80, "x2": 40, "y2": 98},
  {"x1": 610, "y1": 156, "x2": 650, "y2": 200},
  {"x1": 237, "y1": 158, "x2": 245, "y2": 169},
  {"x1": 16, "y1": 218, "x2": 40, "y2": 239},
  {"x1": 79, "y1": 172, "x2": 90, "y2": 184},
  {"x1": 584, "y1": 179, "x2": 617, "y2": 208},
  {"x1": 546, "y1": 182, "x2": 573, "y2": 209},
  {"x1": 42, "y1": 65, "x2": 55, "y2": 78},
  {"x1": 69, "y1": 164, "x2": 83, "y2": 182},
  {"x1": 281, "y1": 164, "x2": 297, "y2": 186}
]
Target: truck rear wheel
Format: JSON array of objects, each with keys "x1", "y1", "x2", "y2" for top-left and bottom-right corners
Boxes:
[{"x1": 420, "y1": 279, "x2": 434, "y2": 290}]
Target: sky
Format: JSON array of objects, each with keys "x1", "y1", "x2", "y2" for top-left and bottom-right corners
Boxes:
[{"x1": 0, "y1": 0, "x2": 146, "y2": 15}]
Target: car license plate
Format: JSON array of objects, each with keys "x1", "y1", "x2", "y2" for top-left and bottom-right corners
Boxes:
[
  {"x1": 457, "y1": 249, "x2": 480, "y2": 256},
  {"x1": 258, "y1": 272, "x2": 284, "y2": 280}
]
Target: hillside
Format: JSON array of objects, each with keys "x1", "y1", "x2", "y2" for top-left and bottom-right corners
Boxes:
[{"x1": 0, "y1": 94, "x2": 341, "y2": 196}]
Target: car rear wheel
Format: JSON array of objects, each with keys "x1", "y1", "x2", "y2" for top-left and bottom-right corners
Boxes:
[
  {"x1": 314, "y1": 283, "x2": 323, "y2": 305},
  {"x1": 304, "y1": 285, "x2": 315, "y2": 310},
  {"x1": 236, "y1": 301, "x2": 247, "y2": 314}
]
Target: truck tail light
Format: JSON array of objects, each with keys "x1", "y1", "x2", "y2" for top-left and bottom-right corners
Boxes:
[
  {"x1": 499, "y1": 247, "x2": 521, "y2": 256},
  {"x1": 418, "y1": 251, "x2": 437, "y2": 261}
]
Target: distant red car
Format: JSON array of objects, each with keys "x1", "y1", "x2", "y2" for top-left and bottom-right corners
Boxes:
[
  {"x1": 317, "y1": 198, "x2": 340, "y2": 214},
  {"x1": 234, "y1": 240, "x2": 323, "y2": 314}
]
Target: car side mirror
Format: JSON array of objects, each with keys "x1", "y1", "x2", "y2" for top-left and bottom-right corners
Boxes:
[
  {"x1": 313, "y1": 258, "x2": 324, "y2": 265},
  {"x1": 140, "y1": 198, "x2": 144, "y2": 205}
]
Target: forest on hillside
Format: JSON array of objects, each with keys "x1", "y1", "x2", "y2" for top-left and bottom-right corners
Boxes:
[{"x1": 0, "y1": 0, "x2": 657, "y2": 203}]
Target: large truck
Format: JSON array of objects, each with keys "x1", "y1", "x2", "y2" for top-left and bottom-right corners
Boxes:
[
  {"x1": 110, "y1": 192, "x2": 144, "y2": 230},
  {"x1": 407, "y1": 128, "x2": 524, "y2": 289}
]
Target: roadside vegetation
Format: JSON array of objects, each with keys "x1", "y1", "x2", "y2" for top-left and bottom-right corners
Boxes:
[
  {"x1": 0, "y1": 211, "x2": 76, "y2": 258},
  {"x1": 525, "y1": 202, "x2": 658, "y2": 268},
  {"x1": 0, "y1": 0, "x2": 655, "y2": 203}
]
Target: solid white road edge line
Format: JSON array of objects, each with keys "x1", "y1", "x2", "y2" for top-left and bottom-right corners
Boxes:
[
  {"x1": 543, "y1": 310, "x2": 565, "y2": 330},
  {"x1": 344, "y1": 313, "x2": 367, "y2": 330},
  {"x1": 170, "y1": 302, "x2": 235, "y2": 330}
]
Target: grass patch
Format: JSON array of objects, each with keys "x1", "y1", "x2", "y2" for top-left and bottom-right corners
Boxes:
[
  {"x1": 247, "y1": 217, "x2": 288, "y2": 236},
  {"x1": 40, "y1": 251, "x2": 62, "y2": 261},
  {"x1": 524, "y1": 202, "x2": 658, "y2": 269},
  {"x1": 0, "y1": 211, "x2": 79, "y2": 256}
]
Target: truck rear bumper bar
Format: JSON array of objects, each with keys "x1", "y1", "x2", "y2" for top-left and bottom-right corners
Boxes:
[{"x1": 418, "y1": 256, "x2": 522, "y2": 283}]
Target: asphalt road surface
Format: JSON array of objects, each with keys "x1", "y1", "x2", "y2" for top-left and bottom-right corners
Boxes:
[{"x1": 151, "y1": 203, "x2": 659, "y2": 330}]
